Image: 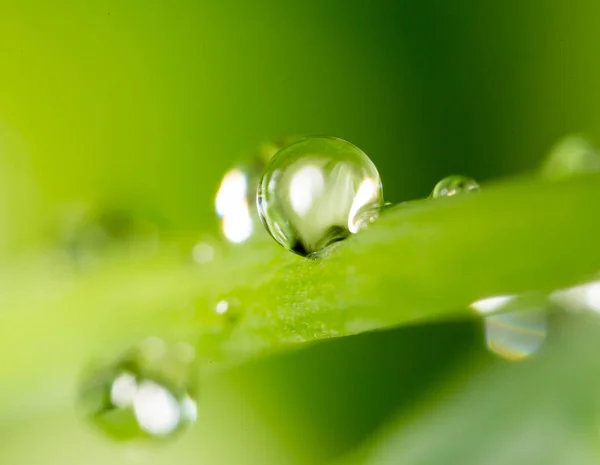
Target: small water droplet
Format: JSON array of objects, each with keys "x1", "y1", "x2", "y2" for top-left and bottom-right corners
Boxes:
[
  {"x1": 257, "y1": 136, "x2": 384, "y2": 256},
  {"x1": 484, "y1": 309, "x2": 547, "y2": 361},
  {"x1": 215, "y1": 137, "x2": 302, "y2": 244},
  {"x1": 471, "y1": 294, "x2": 547, "y2": 361},
  {"x1": 79, "y1": 338, "x2": 197, "y2": 441},
  {"x1": 431, "y1": 175, "x2": 480, "y2": 198}
]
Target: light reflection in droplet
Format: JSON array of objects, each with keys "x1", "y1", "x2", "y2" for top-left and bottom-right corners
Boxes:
[
  {"x1": 215, "y1": 300, "x2": 229, "y2": 315},
  {"x1": 551, "y1": 281, "x2": 600, "y2": 313},
  {"x1": 133, "y1": 380, "x2": 182, "y2": 437},
  {"x1": 110, "y1": 372, "x2": 138, "y2": 408},
  {"x1": 470, "y1": 295, "x2": 515, "y2": 315},
  {"x1": 484, "y1": 310, "x2": 547, "y2": 361},
  {"x1": 348, "y1": 177, "x2": 381, "y2": 233},
  {"x1": 181, "y1": 396, "x2": 198, "y2": 422},
  {"x1": 215, "y1": 169, "x2": 253, "y2": 243},
  {"x1": 215, "y1": 169, "x2": 248, "y2": 216},
  {"x1": 222, "y1": 206, "x2": 253, "y2": 243},
  {"x1": 289, "y1": 165, "x2": 325, "y2": 217},
  {"x1": 79, "y1": 337, "x2": 198, "y2": 441}
]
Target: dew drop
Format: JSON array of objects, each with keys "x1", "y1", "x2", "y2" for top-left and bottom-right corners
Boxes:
[
  {"x1": 256, "y1": 136, "x2": 384, "y2": 256},
  {"x1": 484, "y1": 310, "x2": 547, "y2": 361},
  {"x1": 431, "y1": 175, "x2": 480, "y2": 198},
  {"x1": 215, "y1": 137, "x2": 302, "y2": 244},
  {"x1": 471, "y1": 294, "x2": 547, "y2": 361},
  {"x1": 79, "y1": 337, "x2": 198, "y2": 441}
]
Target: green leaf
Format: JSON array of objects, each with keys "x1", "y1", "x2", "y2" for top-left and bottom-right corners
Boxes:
[
  {"x1": 338, "y1": 314, "x2": 600, "y2": 465},
  {"x1": 1, "y1": 173, "x2": 600, "y2": 418}
]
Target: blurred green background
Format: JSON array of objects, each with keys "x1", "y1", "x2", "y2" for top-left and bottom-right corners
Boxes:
[{"x1": 2, "y1": 1, "x2": 600, "y2": 464}]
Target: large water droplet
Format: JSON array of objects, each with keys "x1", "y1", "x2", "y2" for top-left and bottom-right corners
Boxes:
[
  {"x1": 79, "y1": 338, "x2": 197, "y2": 441},
  {"x1": 431, "y1": 175, "x2": 480, "y2": 198},
  {"x1": 257, "y1": 136, "x2": 383, "y2": 256}
]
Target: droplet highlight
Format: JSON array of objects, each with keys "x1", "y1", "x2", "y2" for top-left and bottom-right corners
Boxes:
[
  {"x1": 431, "y1": 175, "x2": 480, "y2": 198},
  {"x1": 551, "y1": 281, "x2": 600, "y2": 313},
  {"x1": 215, "y1": 137, "x2": 302, "y2": 244},
  {"x1": 257, "y1": 136, "x2": 384, "y2": 256},
  {"x1": 215, "y1": 168, "x2": 254, "y2": 243},
  {"x1": 470, "y1": 295, "x2": 515, "y2": 315},
  {"x1": 79, "y1": 337, "x2": 198, "y2": 441}
]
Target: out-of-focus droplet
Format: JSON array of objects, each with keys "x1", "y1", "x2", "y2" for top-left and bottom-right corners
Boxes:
[
  {"x1": 192, "y1": 241, "x2": 215, "y2": 264},
  {"x1": 58, "y1": 204, "x2": 159, "y2": 266},
  {"x1": 471, "y1": 294, "x2": 547, "y2": 361},
  {"x1": 215, "y1": 300, "x2": 229, "y2": 315},
  {"x1": 257, "y1": 136, "x2": 384, "y2": 256},
  {"x1": 540, "y1": 134, "x2": 600, "y2": 179},
  {"x1": 484, "y1": 310, "x2": 547, "y2": 361},
  {"x1": 431, "y1": 175, "x2": 480, "y2": 198},
  {"x1": 215, "y1": 137, "x2": 301, "y2": 244},
  {"x1": 215, "y1": 168, "x2": 254, "y2": 243},
  {"x1": 79, "y1": 337, "x2": 197, "y2": 441}
]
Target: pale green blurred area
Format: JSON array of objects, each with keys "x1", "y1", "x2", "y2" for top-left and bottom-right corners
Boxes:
[{"x1": 2, "y1": 1, "x2": 600, "y2": 464}]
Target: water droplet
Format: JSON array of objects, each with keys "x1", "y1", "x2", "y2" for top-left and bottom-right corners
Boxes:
[
  {"x1": 215, "y1": 168, "x2": 254, "y2": 243},
  {"x1": 257, "y1": 136, "x2": 383, "y2": 256},
  {"x1": 484, "y1": 310, "x2": 547, "y2": 361},
  {"x1": 541, "y1": 134, "x2": 600, "y2": 179},
  {"x1": 79, "y1": 338, "x2": 197, "y2": 441},
  {"x1": 431, "y1": 175, "x2": 480, "y2": 198},
  {"x1": 215, "y1": 137, "x2": 302, "y2": 244},
  {"x1": 471, "y1": 294, "x2": 547, "y2": 361}
]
